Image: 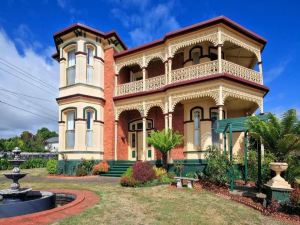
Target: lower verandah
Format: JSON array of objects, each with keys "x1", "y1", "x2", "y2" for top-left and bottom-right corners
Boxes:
[{"x1": 116, "y1": 97, "x2": 256, "y2": 163}]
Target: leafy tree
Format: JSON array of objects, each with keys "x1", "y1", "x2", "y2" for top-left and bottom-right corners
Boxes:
[
  {"x1": 36, "y1": 128, "x2": 58, "y2": 144},
  {"x1": 147, "y1": 129, "x2": 183, "y2": 169},
  {"x1": 247, "y1": 109, "x2": 300, "y2": 161},
  {"x1": 0, "y1": 128, "x2": 57, "y2": 152}
]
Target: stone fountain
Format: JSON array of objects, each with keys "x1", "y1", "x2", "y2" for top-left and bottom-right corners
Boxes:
[
  {"x1": 0, "y1": 147, "x2": 55, "y2": 218},
  {"x1": 0, "y1": 147, "x2": 32, "y2": 197}
]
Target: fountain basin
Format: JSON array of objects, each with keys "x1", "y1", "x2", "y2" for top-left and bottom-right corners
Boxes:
[{"x1": 0, "y1": 191, "x2": 56, "y2": 218}]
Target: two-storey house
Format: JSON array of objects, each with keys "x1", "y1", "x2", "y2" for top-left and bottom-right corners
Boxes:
[{"x1": 53, "y1": 16, "x2": 268, "y2": 175}]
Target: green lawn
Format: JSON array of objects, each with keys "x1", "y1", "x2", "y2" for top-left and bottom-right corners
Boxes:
[{"x1": 0, "y1": 168, "x2": 288, "y2": 225}]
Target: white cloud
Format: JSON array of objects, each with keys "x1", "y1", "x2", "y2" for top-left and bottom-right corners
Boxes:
[
  {"x1": 111, "y1": 0, "x2": 180, "y2": 46},
  {"x1": 0, "y1": 27, "x2": 59, "y2": 138},
  {"x1": 264, "y1": 59, "x2": 290, "y2": 83}
]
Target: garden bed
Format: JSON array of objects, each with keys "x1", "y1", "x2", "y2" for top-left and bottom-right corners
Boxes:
[{"x1": 194, "y1": 180, "x2": 300, "y2": 225}]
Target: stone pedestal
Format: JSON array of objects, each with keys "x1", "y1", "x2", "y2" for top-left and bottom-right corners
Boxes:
[{"x1": 264, "y1": 162, "x2": 293, "y2": 203}]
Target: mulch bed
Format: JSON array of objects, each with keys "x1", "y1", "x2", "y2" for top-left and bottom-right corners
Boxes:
[{"x1": 170, "y1": 180, "x2": 300, "y2": 225}]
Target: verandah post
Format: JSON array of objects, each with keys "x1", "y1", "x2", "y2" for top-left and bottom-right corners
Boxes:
[
  {"x1": 257, "y1": 140, "x2": 262, "y2": 190},
  {"x1": 244, "y1": 131, "x2": 248, "y2": 183},
  {"x1": 229, "y1": 123, "x2": 234, "y2": 191}
]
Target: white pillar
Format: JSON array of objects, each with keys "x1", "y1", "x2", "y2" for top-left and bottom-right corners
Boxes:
[
  {"x1": 142, "y1": 67, "x2": 146, "y2": 91},
  {"x1": 164, "y1": 114, "x2": 169, "y2": 130},
  {"x1": 142, "y1": 117, "x2": 147, "y2": 160},
  {"x1": 218, "y1": 105, "x2": 224, "y2": 150},
  {"x1": 168, "y1": 113, "x2": 173, "y2": 130},
  {"x1": 114, "y1": 121, "x2": 118, "y2": 161},
  {"x1": 168, "y1": 58, "x2": 172, "y2": 84},
  {"x1": 164, "y1": 61, "x2": 168, "y2": 85},
  {"x1": 218, "y1": 44, "x2": 222, "y2": 73},
  {"x1": 258, "y1": 58, "x2": 263, "y2": 84}
]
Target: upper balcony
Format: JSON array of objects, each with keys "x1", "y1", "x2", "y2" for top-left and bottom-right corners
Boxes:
[{"x1": 115, "y1": 40, "x2": 263, "y2": 97}]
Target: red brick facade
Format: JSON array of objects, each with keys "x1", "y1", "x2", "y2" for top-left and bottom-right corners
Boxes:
[
  {"x1": 171, "y1": 103, "x2": 184, "y2": 160},
  {"x1": 103, "y1": 47, "x2": 116, "y2": 160}
]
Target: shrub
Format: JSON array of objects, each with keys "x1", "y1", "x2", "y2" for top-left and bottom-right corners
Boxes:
[
  {"x1": 123, "y1": 166, "x2": 133, "y2": 177},
  {"x1": 0, "y1": 158, "x2": 11, "y2": 170},
  {"x1": 153, "y1": 166, "x2": 167, "y2": 178},
  {"x1": 76, "y1": 165, "x2": 88, "y2": 176},
  {"x1": 285, "y1": 155, "x2": 300, "y2": 185},
  {"x1": 204, "y1": 146, "x2": 231, "y2": 185},
  {"x1": 20, "y1": 158, "x2": 48, "y2": 169},
  {"x1": 75, "y1": 159, "x2": 96, "y2": 176},
  {"x1": 132, "y1": 161, "x2": 156, "y2": 183},
  {"x1": 92, "y1": 161, "x2": 110, "y2": 175},
  {"x1": 248, "y1": 150, "x2": 276, "y2": 183},
  {"x1": 46, "y1": 159, "x2": 58, "y2": 174},
  {"x1": 290, "y1": 188, "x2": 300, "y2": 206},
  {"x1": 120, "y1": 176, "x2": 137, "y2": 187}
]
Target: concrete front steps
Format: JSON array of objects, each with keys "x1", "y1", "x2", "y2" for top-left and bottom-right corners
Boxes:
[{"x1": 101, "y1": 161, "x2": 135, "y2": 177}]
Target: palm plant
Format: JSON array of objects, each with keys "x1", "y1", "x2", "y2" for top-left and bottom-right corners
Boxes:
[
  {"x1": 147, "y1": 129, "x2": 183, "y2": 169},
  {"x1": 247, "y1": 109, "x2": 300, "y2": 161}
]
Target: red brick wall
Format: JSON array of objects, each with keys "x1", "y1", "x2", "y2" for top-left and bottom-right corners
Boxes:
[
  {"x1": 103, "y1": 47, "x2": 116, "y2": 160},
  {"x1": 172, "y1": 52, "x2": 184, "y2": 70},
  {"x1": 117, "y1": 110, "x2": 141, "y2": 160},
  {"x1": 147, "y1": 107, "x2": 164, "y2": 160},
  {"x1": 171, "y1": 103, "x2": 184, "y2": 160},
  {"x1": 118, "y1": 67, "x2": 130, "y2": 84},
  {"x1": 147, "y1": 60, "x2": 164, "y2": 78}
]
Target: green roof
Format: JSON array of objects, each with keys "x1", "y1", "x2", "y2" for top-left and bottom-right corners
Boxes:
[{"x1": 216, "y1": 113, "x2": 269, "y2": 133}]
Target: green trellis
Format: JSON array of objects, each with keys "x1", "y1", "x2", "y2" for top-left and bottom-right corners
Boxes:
[{"x1": 216, "y1": 114, "x2": 268, "y2": 191}]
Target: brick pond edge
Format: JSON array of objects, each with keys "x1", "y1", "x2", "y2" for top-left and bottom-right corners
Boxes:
[{"x1": 0, "y1": 189, "x2": 99, "y2": 225}]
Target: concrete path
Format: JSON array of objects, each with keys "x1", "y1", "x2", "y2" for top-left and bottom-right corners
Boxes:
[{"x1": 0, "y1": 174, "x2": 120, "y2": 184}]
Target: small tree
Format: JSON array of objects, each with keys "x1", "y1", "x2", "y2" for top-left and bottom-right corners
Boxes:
[
  {"x1": 247, "y1": 109, "x2": 300, "y2": 161},
  {"x1": 147, "y1": 129, "x2": 183, "y2": 169}
]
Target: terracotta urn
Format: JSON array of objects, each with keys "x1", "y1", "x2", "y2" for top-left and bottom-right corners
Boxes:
[{"x1": 265, "y1": 162, "x2": 292, "y2": 189}]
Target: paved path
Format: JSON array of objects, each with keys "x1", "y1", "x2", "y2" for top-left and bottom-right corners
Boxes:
[{"x1": 0, "y1": 175, "x2": 120, "y2": 184}]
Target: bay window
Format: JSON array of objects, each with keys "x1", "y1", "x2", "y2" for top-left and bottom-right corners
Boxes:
[
  {"x1": 67, "y1": 49, "x2": 76, "y2": 85},
  {"x1": 86, "y1": 111, "x2": 93, "y2": 147},
  {"x1": 66, "y1": 111, "x2": 75, "y2": 148},
  {"x1": 86, "y1": 47, "x2": 94, "y2": 84}
]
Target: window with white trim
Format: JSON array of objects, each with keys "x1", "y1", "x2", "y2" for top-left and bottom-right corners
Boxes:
[
  {"x1": 193, "y1": 110, "x2": 201, "y2": 146},
  {"x1": 66, "y1": 111, "x2": 75, "y2": 148},
  {"x1": 86, "y1": 111, "x2": 93, "y2": 147},
  {"x1": 67, "y1": 49, "x2": 76, "y2": 85},
  {"x1": 86, "y1": 47, "x2": 94, "y2": 84}
]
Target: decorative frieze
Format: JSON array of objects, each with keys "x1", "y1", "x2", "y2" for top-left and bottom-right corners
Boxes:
[
  {"x1": 220, "y1": 31, "x2": 261, "y2": 60},
  {"x1": 222, "y1": 87, "x2": 263, "y2": 111},
  {"x1": 115, "y1": 103, "x2": 144, "y2": 120},
  {"x1": 169, "y1": 30, "x2": 218, "y2": 58},
  {"x1": 170, "y1": 87, "x2": 220, "y2": 111}
]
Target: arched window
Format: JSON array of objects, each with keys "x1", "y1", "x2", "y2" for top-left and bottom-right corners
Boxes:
[
  {"x1": 66, "y1": 110, "x2": 75, "y2": 148},
  {"x1": 67, "y1": 49, "x2": 76, "y2": 85},
  {"x1": 210, "y1": 108, "x2": 226, "y2": 146},
  {"x1": 86, "y1": 110, "x2": 94, "y2": 147},
  {"x1": 189, "y1": 46, "x2": 202, "y2": 65},
  {"x1": 190, "y1": 107, "x2": 203, "y2": 147},
  {"x1": 128, "y1": 119, "x2": 153, "y2": 131},
  {"x1": 86, "y1": 47, "x2": 94, "y2": 84}
]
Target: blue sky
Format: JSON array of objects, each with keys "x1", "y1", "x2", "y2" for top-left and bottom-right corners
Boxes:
[{"x1": 0, "y1": 0, "x2": 299, "y2": 137}]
